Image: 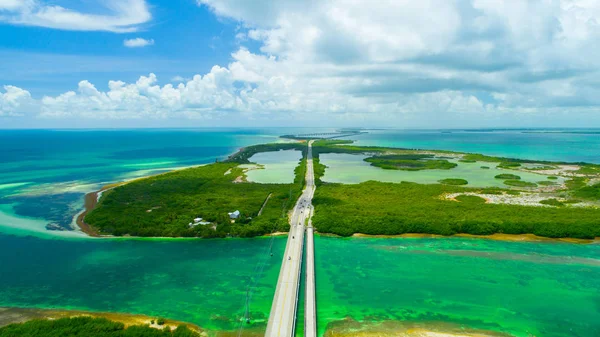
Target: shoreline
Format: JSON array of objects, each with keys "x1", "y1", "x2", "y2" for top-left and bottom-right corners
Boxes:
[
  {"x1": 75, "y1": 162, "x2": 215, "y2": 238},
  {"x1": 349, "y1": 232, "x2": 599, "y2": 244},
  {"x1": 0, "y1": 307, "x2": 202, "y2": 333},
  {"x1": 72, "y1": 142, "x2": 599, "y2": 244},
  {"x1": 73, "y1": 145, "x2": 253, "y2": 238}
]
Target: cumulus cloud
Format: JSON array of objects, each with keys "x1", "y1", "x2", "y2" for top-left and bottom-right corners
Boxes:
[
  {"x1": 0, "y1": 85, "x2": 35, "y2": 116},
  {"x1": 7, "y1": 0, "x2": 600, "y2": 126},
  {"x1": 0, "y1": 0, "x2": 151, "y2": 33},
  {"x1": 124, "y1": 37, "x2": 155, "y2": 48}
]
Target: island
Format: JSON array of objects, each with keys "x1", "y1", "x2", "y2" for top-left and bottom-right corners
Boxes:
[
  {"x1": 0, "y1": 307, "x2": 201, "y2": 337},
  {"x1": 81, "y1": 139, "x2": 600, "y2": 240}
]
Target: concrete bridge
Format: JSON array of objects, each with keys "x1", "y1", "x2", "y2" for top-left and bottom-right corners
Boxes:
[
  {"x1": 283, "y1": 131, "x2": 364, "y2": 140},
  {"x1": 264, "y1": 141, "x2": 317, "y2": 337}
]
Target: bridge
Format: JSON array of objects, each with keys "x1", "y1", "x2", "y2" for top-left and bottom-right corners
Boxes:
[
  {"x1": 281, "y1": 131, "x2": 365, "y2": 140},
  {"x1": 265, "y1": 140, "x2": 317, "y2": 337}
]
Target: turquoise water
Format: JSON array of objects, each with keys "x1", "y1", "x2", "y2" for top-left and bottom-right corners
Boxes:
[
  {"x1": 1, "y1": 128, "x2": 599, "y2": 336},
  {"x1": 315, "y1": 236, "x2": 600, "y2": 337},
  {"x1": 319, "y1": 153, "x2": 561, "y2": 187},
  {"x1": 349, "y1": 129, "x2": 600, "y2": 164},
  {"x1": 0, "y1": 233, "x2": 286, "y2": 333},
  {"x1": 0, "y1": 129, "x2": 296, "y2": 235},
  {"x1": 0, "y1": 233, "x2": 597, "y2": 336},
  {"x1": 243, "y1": 150, "x2": 303, "y2": 184}
]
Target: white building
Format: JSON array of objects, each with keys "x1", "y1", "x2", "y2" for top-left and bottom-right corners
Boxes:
[{"x1": 228, "y1": 210, "x2": 240, "y2": 219}]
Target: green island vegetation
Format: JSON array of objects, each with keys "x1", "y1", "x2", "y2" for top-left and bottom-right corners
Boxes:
[
  {"x1": 311, "y1": 181, "x2": 600, "y2": 239},
  {"x1": 538, "y1": 180, "x2": 558, "y2": 186},
  {"x1": 480, "y1": 166, "x2": 490, "y2": 169},
  {"x1": 364, "y1": 154, "x2": 457, "y2": 171},
  {"x1": 503, "y1": 180, "x2": 537, "y2": 188},
  {"x1": 548, "y1": 176, "x2": 559, "y2": 180},
  {"x1": 308, "y1": 140, "x2": 600, "y2": 239},
  {"x1": 495, "y1": 174, "x2": 521, "y2": 180},
  {"x1": 539, "y1": 198, "x2": 565, "y2": 207},
  {"x1": 566, "y1": 177, "x2": 587, "y2": 190},
  {"x1": 572, "y1": 182, "x2": 600, "y2": 200},
  {"x1": 458, "y1": 159, "x2": 477, "y2": 163},
  {"x1": 576, "y1": 164, "x2": 600, "y2": 175},
  {"x1": 85, "y1": 146, "x2": 308, "y2": 237},
  {"x1": 0, "y1": 317, "x2": 199, "y2": 337},
  {"x1": 85, "y1": 138, "x2": 600, "y2": 239},
  {"x1": 438, "y1": 178, "x2": 468, "y2": 185},
  {"x1": 498, "y1": 162, "x2": 522, "y2": 169},
  {"x1": 524, "y1": 165, "x2": 556, "y2": 170}
]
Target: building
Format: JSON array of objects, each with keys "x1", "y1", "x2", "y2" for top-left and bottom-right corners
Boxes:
[{"x1": 228, "y1": 210, "x2": 240, "y2": 219}]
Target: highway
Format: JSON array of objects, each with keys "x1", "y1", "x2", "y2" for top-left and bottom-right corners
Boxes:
[
  {"x1": 265, "y1": 140, "x2": 316, "y2": 337},
  {"x1": 304, "y1": 219, "x2": 317, "y2": 337}
]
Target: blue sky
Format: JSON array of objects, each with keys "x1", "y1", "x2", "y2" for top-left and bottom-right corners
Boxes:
[
  {"x1": 0, "y1": 0, "x2": 239, "y2": 95},
  {"x1": 1, "y1": 0, "x2": 600, "y2": 128}
]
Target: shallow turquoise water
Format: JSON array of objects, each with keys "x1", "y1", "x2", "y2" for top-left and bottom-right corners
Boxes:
[
  {"x1": 349, "y1": 129, "x2": 600, "y2": 164},
  {"x1": 243, "y1": 150, "x2": 303, "y2": 184},
  {"x1": 0, "y1": 233, "x2": 286, "y2": 333},
  {"x1": 320, "y1": 153, "x2": 560, "y2": 187},
  {"x1": 315, "y1": 236, "x2": 600, "y2": 337},
  {"x1": 0, "y1": 128, "x2": 296, "y2": 234},
  {"x1": 0, "y1": 233, "x2": 598, "y2": 336}
]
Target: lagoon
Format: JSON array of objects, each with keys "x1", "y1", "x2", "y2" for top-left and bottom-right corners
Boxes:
[
  {"x1": 242, "y1": 149, "x2": 303, "y2": 184},
  {"x1": 319, "y1": 153, "x2": 559, "y2": 187}
]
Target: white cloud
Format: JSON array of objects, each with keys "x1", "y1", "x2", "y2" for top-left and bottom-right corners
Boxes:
[
  {"x1": 0, "y1": 0, "x2": 151, "y2": 33},
  {"x1": 6, "y1": 1, "x2": 600, "y2": 126},
  {"x1": 124, "y1": 37, "x2": 155, "y2": 48},
  {"x1": 0, "y1": 0, "x2": 33, "y2": 11},
  {"x1": 0, "y1": 85, "x2": 35, "y2": 116}
]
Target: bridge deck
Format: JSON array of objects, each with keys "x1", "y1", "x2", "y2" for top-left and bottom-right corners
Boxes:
[
  {"x1": 304, "y1": 222, "x2": 317, "y2": 337},
  {"x1": 265, "y1": 141, "x2": 315, "y2": 337}
]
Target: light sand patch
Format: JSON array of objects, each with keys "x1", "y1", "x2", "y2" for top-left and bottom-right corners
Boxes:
[
  {"x1": 0, "y1": 182, "x2": 31, "y2": 191},
  {"x1": 266, "y1": 231, "x2": 288, "y2": 236},
  {"x1": 520, "y1": 164, "x2": 582, "y2": 177},
  {"x1": 224, "y1": 168, "x2": 232, "y2": 175},
  {"x1": 9, "y1": 181, "x2": 101, "y2": 197},
  {"x1": 233, "y1": 175, "x2": 244, "y2": 183},
  {"x1": 444, "y1": 192, "x2": 595, "y2": 208}
]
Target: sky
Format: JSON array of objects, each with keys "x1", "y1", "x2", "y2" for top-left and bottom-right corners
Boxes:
[{"x1": 1, "y1": 0, "x2": 600, "y2": 129}]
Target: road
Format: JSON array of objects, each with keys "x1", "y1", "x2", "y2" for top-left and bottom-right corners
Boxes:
[
  {"x1": 265, "y1": 140, "x2": 316, "y2": 337},
  {"x1": 304, "y1": 219, "x2": 317, "y2": 337}
]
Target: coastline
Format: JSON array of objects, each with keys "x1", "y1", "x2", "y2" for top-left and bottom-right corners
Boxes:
[
  {"x1": 0, "y1": 307, "x2": 202, "y2": 333},
  {"x1": 350, "y1": 232, "x2": 599, "y2": 244},
  {"x1": 75, "y1": 162, "x2": 213, "y2": 237},
  {"x1": 73, "y1": 141, "x2": 599, "y2": 244},
  {"x1": 72, "y1": 144, "x2": 256, "y2": 237}
]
